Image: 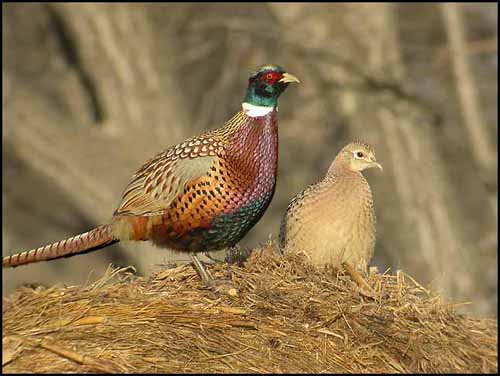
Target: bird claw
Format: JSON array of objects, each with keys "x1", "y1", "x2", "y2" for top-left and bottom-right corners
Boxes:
[
  {"x1": 189, "y1": 254, "x2": 238, "y2": 297},
  {"x1": 358, "y1": 286, "x2": 378, "y2": 299},
  {"x1": 207, "y1": 278, "x2": 238, "y2": 297},
  {"x1": 342, "y1": 262, "x2": 378, "y2": 299}
]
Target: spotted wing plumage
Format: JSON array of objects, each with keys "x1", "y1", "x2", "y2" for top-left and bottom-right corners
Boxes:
[{"x1": 114, "y1": 136, "x2": 222, "y2": 217}]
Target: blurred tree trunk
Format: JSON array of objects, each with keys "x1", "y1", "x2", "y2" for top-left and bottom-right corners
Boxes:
[
  {"x1": 440, "y1": 3, "x2": 497, "y2": 221},
  {"x1": 3, "y1": 3, "x2": 196, "y2": 288}
]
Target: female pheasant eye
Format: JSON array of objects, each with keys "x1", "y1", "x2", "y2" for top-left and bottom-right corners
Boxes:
[{"x1": 356, "y1": 151, "x2": 364, "y2": 158}]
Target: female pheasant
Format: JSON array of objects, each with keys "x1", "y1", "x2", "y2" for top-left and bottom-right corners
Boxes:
[
  {"x1": 279, "y1": 141, "x2": 382, "y2": 294},
  {"x1": 3, "y1": 65, "x2": 299, "y2": 288}
]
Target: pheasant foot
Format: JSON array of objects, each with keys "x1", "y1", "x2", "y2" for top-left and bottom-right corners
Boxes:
[
  {"x1": 190, "y1": 254, "x2": 238, "y2": 297},
  {"x1": 342, "y1": 262, "x2": 377, "y2": 298}
]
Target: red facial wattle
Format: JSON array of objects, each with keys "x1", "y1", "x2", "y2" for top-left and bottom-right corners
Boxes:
[{"x1": 261, "y1": 71, "x2": 282, "y2": 85}]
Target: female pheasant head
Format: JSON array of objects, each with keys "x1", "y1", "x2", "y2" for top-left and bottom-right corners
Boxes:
[
  {"x1": 329, "y1": 141, "x2": 383, "y2": 175},
  {"x1": 243, "y1": 65, "x2": 300, "y2": 111}
]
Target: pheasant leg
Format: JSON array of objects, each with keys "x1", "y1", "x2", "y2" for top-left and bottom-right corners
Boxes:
[
  {"x1": 190, "y1": 254, "x2": 236, "y2": 295},
  {"x1": 190, "y1": 254, "x2": 215, "y2": 287},
  {"x1": 342, "y1": 262, "x2": 376, "y2": 298}
]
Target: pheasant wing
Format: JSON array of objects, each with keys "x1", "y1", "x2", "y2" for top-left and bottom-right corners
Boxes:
[{"x1": 114, "y1": 138, "x2": 220, "y2": 216}]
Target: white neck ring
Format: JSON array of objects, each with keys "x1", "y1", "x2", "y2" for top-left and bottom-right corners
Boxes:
[{"x1": 242, "y1": 102, "x2": 275, "y2": 117}]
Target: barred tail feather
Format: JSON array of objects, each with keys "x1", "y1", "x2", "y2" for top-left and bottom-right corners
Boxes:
[{"x1": 3, "y1": 225, "x2": 118, "y2": 268}]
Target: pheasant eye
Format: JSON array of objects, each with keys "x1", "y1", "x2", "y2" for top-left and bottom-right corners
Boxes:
[
  {"x1": 266, "y1": 73, "x2": 273, "y2": 80},
  {"x1": 356, "y1": 151, "x2": 364, "y2": 158}
]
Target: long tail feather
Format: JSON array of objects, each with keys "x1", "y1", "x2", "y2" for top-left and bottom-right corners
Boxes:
[{"x1": 3, "y1": 224, "x2": 118, "y2": 268}]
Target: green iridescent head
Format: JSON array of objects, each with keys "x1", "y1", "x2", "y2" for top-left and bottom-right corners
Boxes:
[{"x1": 243, "y1": 65, "x2": 300, "y2": 108}]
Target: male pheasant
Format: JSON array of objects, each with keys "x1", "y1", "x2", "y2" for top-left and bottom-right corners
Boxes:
[
  {"x1": 4, "y1": 65, "x2": 299, "y2": 288},
  {"x1": 279, "y1": 141, "x2": 382, "y2": 294}
]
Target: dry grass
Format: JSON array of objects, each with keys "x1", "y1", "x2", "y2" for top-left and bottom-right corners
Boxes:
[{"x1": 2, "y1": 243, "x2": 498, "y2": 373}]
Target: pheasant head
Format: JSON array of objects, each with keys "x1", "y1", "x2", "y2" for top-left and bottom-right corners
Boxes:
[
  {"x1": 243, "y1": 65, "x2": 300, "y2": 109},
  {"x1": 329, "y1": 141, "x2": 383, "y2": 175}
]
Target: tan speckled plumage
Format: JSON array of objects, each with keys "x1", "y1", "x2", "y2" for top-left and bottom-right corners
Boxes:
[{"x1": 279, "y1": 141, "x2": 382, "y2": 271}]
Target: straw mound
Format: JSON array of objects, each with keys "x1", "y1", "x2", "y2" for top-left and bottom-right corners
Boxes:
[{"x1": 2, "y1": 244, "x2": 498, "y2": 373}]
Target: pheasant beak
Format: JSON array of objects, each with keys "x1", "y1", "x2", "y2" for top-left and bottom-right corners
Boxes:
[
  {"x1": 372, "y1": 162, "x2": 383, "y2": 172},
  {"x1": 279, "y1": 72, "x2": 300, "y2": 84}
]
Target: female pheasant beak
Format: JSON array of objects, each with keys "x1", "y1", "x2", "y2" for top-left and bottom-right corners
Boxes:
[
  {"x1": 279, "y1": 72, "x2": 301, "y2": 84},
  {"x1": 371, "y1": 161, "x2": 383, "y2": 172}
]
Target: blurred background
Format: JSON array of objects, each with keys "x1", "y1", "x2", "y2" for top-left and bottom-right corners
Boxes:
[{"x1": 2, "y1": 3, "x2": 497, "y2": 317}]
